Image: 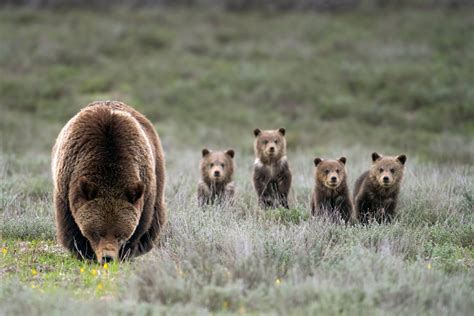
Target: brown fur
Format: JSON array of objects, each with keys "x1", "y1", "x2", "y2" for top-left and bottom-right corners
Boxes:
[
  {"x1": 197, "y1": 148, "x2": 236, "y2": 206},
  {"x1": 353, "y1": 152, "x2": 407, "y2": 224},
  {"x1": 252, "y1": 128, "x2": 292, "y2": 209},
  {"x1": 311, "y1": 157, "x2": 354, "y2": 223},
  {"x1": 52, "y1": 101, "x2": 166, "y2": 263}
]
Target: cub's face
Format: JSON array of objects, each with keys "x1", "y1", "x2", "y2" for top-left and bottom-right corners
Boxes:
[
  {"x1": 370, "y1": 152, "x2": 407, "y2": 188},
  {"x1": 254, "y1": 128, "x2": 286, "y2": 161},
  {"x1": 314, "y1": 157, "x2": 347, "y2": 189},
  {"x1": 70, "y1": 177, "x2": 144, "y2": 263},
  {"x1": 201, "y1": 149, "x2": 235, "y2": 183}
]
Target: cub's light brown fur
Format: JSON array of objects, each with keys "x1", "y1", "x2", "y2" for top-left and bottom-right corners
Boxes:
[
  {"x1": 52, "y1": 101, "x2": 166, "y2": 263},
  {"x1": 252, "y1": 128, "x2": 292, "y2": 209},
  {"x1": 197, "y1": 149, "x2": 235, "y2": 206},
  {"x1": 353, "y1": 152, "x2": 407, "y2": 224},
  {"x1": 311, "y1": 157, "x2": 354, "y2": 223}
]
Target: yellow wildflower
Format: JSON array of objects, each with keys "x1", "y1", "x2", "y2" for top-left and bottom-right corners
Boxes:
[
  {"x1": 103, "y1": 263, "x2": 109, "y2": 270},
  {"x1": 427, "y1": 263, "x2": 432, "y2": 270},
  {"x1": 80, "y1": 267, "x2": 85, "y2": 273},
  {"x1": 31, "y1": 268, "x2": 38, "y2": 276},
  {"x1": 275, "y1": 278, "x2": 281, "y2": 286},
  {"x1": 1, "y1": 247, "x2": 7, "y2": 255},
  {"x1": 222, "y1": 300, "x2": 229, "y2": 310},
  {"x1": 96, "y1": 283, "x2": 104, "y2": 290},
  {"x1": 91, "y1": 269, "x2": 98, "y2": 276}
]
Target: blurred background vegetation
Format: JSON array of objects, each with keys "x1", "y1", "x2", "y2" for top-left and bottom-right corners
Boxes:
[
  {"x1": 1, "y1": 0, "x2": 473, "y2": 10},
  {"x1": 0, "y1": 1, "x2": 473, "y2": 164}
]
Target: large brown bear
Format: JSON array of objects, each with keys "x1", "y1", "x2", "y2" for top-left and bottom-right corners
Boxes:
[
  {"x1": 197, "y1": 148, "x2": 236, "y2": 206},
  {"x1": 51, "y1": 101, "x2": 166, "y2": 263},
  {"x1": 311, "y1": 157, "x2": 353, "y2": 223},
  {"x1": 252, "y1": 128, "x2": 292, "y2": 209},
  {"x1": 353, "y1": 152, "x2": 407, "y2": 224}
]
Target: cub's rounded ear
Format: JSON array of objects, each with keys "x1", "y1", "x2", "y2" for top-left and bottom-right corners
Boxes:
[
  {"x1": 253, "y1": 128, "x2": 261, "y2": 137},
  {"x1": 339, "y1": 157, "x2": 347, "y2": 165},
  {"x1": 396, "y1": 154, "x2": 407, "y2": 165},
  {"x1": 79, "y1": 177, "x2": 98, "y2": 201},
  {"x1": 314, "y1": 157, "x2": 323, "y2": 166},
  {"x1": 278, "y1": 128, "x2": 286, "y2": 136},
  {"x1": 225, "y1": 149, "x2": 235, "y2": 159},
  {"x1": 371, "y1": 152, "x2": 382, "y2": 162},
  {"x1": 126, "y1": 181, "x2": 145, "y2": 204},
  {"x1": 202, "y1": 148, "x2": 211, "y2": 157}
]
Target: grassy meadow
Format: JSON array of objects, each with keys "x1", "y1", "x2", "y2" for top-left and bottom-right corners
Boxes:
[{"x1": 1, "y1": 7, "x2": 473, "y2": 315}]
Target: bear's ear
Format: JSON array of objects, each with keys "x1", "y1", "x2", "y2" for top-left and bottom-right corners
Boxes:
[
  {"x1": 372, "y1": 152, "x2": 382, "y2": 162},
  {"x1": 225, "y1": 149, "x2": 235, "y2": 159},
  {"x1": 314, "y1": 157, "x2": 322, "y2": 166},
  {"x1": 253, "y1": 128, "x2": 261, "y2": 137},
  {"x1": 79, "y1": 177, "x2": 98, "y2": 201},
  {"x1": 339, "y1": 157, "x2": 347, "y2": 165},
  {"x1": 396, "y1": 154, "x2": 407, "y2": 165},
  {"x1": 202, "y1": 148, "x2": 211, "y2": 157},
  {"x1": 126, "y1": 181, "x2": 145, "y2": 204},
  {"x1": 278, "y1": 128, "x2": 286, "y2": 136}
]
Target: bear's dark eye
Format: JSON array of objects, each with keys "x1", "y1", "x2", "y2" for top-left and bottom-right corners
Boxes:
[
  {"x1": 221, "y1": 163, "x2": 225, "y2": 168},
  {"x1": 336, "y1": 169, "x2": 340, "y2": 173},
  {"x1": 263, "y1": 140, "x2": 268, "y2": 145},
  {"x1": 390, "y1": 168, "x2": 395, "y2": 173},
  {"x1": 274, "y1": 139, "x2": 279, "y2": 144},
  {"x1": 325, "y1": 169, "x2": 330, "y2": 174},
  {"x1": 379, "y1": 168, "x2": 384, "y2": 173},
  {"x1": 210, "y1": 163, "x2": 214, "y2": 168}
]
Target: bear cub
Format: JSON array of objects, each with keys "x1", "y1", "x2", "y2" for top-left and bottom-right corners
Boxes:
[
  {"x1": 354, "y1": 152, "x2": 407, "y2": 224},
  {"x1": 253, "y1": 128, "x2": 292, "y2": 209},
  {"x1": 198, "y1": 148, "x2": 236, "y2": 206},
  {"x1": 311, "y1": 157, "x2": 353, "y2": 223}
]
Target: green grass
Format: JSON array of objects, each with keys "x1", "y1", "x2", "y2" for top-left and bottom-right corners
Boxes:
[
  {"x1": 1, "y1": 240, "x2": 126, "y2": 297},
  {"x1": 0, "y1": 7, "x2": 473, "y2": 316}
]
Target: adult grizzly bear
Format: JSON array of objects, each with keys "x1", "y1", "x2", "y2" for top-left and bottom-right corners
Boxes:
[
  {"x1": 197, "y1": 148, "x2": 236, "y2": 206},
  {"x1": 51, "y1": 101, "x2": 166, "y2": 263},
  {"x1": 252, "y1": 128, "x2": 292, "y2": 209},
  {"x1": 353, "y1": 152, "x2": 407, "y2": 224},
  {"x1": 311, "y1": 157, "x2": 353, "y2": 223}
]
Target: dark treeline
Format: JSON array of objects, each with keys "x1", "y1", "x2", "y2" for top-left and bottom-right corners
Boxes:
[{"x1": 0, "y1": 0, "x2": 473, "y2": 11}]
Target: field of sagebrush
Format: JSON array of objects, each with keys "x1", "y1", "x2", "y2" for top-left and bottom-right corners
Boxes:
[{"x1": 0, "y1": 7, "x2": 473, "y2": 315}]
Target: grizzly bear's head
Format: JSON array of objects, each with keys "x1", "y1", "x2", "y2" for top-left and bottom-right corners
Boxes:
[
  {"x1": 369, "y1": 152, "x2": 407, "y2": 188},
  {"x1": 253, "y1": 128, "x2": 286, "y2": 163},
  {"x1": 69, "y1": 177, "x2": 145, "y2": 263},
  {"x1": 200, "y1": 149, "x2": 235, "y2": 184},
  {"x1": 314, "y1": 157, "x2": 347, "y2": 189}
]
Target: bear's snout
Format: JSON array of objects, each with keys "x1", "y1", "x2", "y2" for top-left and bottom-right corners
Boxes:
[
  {"x1": 96, "y1": 240, "x2": 120, "y2": 264},
  {"x1": 322, "y1": 171, "x2": 342, "y2": 189},
  {"x1": 98, "y1": 248, "x2": 118, "y2": 264},
  {"x1": 102, "y1": 253, "x2": 114, "y2": 263},
  {"x1": 209, "y1": 165, "x2": 226, "y2": 182},
  {"x1": 379, "y1": 174, "x2": 393, "y2": 186}
]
